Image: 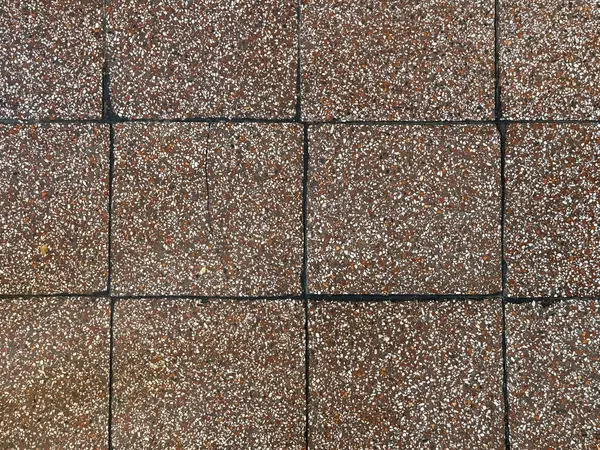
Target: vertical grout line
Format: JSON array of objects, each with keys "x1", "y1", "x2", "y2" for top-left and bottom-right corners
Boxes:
[
  {"x1": 495, "y1": 0, "x2": 511, "y2": 448},
  {"x1": 107, "y1": 297, "x2": 115, "y2": 449},
  {"x1": 295, "y1": 0, "x2": 303, "y2": 122},
  {"x1": 301, "y1": 123, "x2": 310, "y2": 450}
]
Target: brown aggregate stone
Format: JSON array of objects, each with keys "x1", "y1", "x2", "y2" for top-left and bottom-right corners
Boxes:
[
  {"x1": 0, "y1": 0, "x2": 103, "y2": 120},
  {"x1": 309, "y1": 299, "x2": 504, "y2": 449},
  {"x1": 307, "y1": 124, "x2": 501, "y2": 295},
  {"x1": 0, "y1": 124, "x2": 110, "y2": 294},
  {"x1": 112, "y1": 122, "x2": 303, "y2": 296},
  {"x1": 500, "y1": 0, "x2": 600, "y2": 120},
  {"x1": 505, "y1": 124, "x2": 600, "y2": 297},
  {"x1": 107, "y1": 0, "x2": 298, "y2": 119},
  {"x1": 506, "y1": 300, "x2": 600, "y2": 448},
  {"x1": 0, "y1": 297, "x2": 111, "y2": 448},
  {"x1": 112, "y1": 298, "x2": 305, "y2": 449},
  {"x1": 301, "y1": 0, "x2": 495, "y2": 121}
]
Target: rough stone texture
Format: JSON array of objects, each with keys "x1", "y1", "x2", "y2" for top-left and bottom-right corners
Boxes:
[
  {"x1": 0, "y1": 124, "x2": 110, "y2": 294},
  {"x1": 107, "y1": 0, "x2": 298, "y2": 119},
  {"x1": 112, "y1": 298, "x2": 305, "y2": 449},
  {"x1": 307, "y1": 124, "x2": 501, "y2": 295},
  {"x1": 0, "y1": 297, "x2": 110, "y2": 448},
  {"x1": 112, "y1": 122, "x2": 303, "y2": 296},
  {"x1": 505, "y1": 124, "x2": 600, "y2": 298},
  {"x1": 506, "y1": 300, "x2": 600, "y2": 448},
  {"x1": 500, "y1": 0, "x2": 600, "y2": 120},
  {"x1": 0, "y1": 0, "x2": 103, "y2": 120},
  {"x1": 301, "y1": 0, "x2": 495, "y2": 121},
  {"x1": 309, "y1": 299, "x2": 504, "y2": 449}
]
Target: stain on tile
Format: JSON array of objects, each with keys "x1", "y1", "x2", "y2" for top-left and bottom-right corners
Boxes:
[
  {"x1": 0, "y1": 297, "x2": 110, "y2": 448},
  {"x1": 309, "y1": 299, "x2": 504, "y2": 449},
  {"x1": 112, "y1": 298, "x2": 305, "y2": 449}
]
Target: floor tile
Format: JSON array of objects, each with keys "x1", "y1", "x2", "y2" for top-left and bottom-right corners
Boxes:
[
  {"x1": 0, "y1": 297, "x2": 110, "y2": 448},
  {"x1": 112, "y1": 298, "x2": 305, "y2": 449},
  {"x1": 0, "y1": 124, "x2": 110, "y2": 294},
  {"x1": 505, "y1": 124, "x2": 600, "y2": 297},
  {"x1": 309, "y1": 299, "x2": 504, "y2": 448},
  {"x1": 307, "y1": 124, "x2": 501, "y2": 295},
  {"x1": 301, "y1": 0, "x2": 495, "y2": 121},
  {"x1": 112, "y1": 122, "x2": 303, "y2": 296},
  {"x1": 0, "y1": 0, "x2": 103, "y2": 120},
  {"x1": 506, "y1": 300, "x2": 600, "y2": 448},
  {"x1": 500, "y1": 1, "x2": 600, "y2": 120},
  {"x1": 107, "y1": 0, "x2": 298, "y2": 119}
]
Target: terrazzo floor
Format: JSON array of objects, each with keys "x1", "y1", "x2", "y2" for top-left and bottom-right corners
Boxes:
[{"x1": 1, "y1": 0, "x2": 599, "y2": 448}]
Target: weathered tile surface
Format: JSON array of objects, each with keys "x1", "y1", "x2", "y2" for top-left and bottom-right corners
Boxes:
[
  {"x1": 0, "y1": 124, "x2": 109, "y2": 294},
  {"x1": 112, "y1": 298, "x2": 305, "y2": 449},
  {"x1": 107, "y1": 0, "x2": 298, "y2": 119},
  {"x1": 308, "y1": 124, "x2": 501, "y2": 295},
  {"x1": 500, "y1": 1, "x2": 600, "y2": 120},
  {"x1": 310, "y1": 299, "x2": 504, "y2": 448},
  {"x1": 112, "y1": 122, "x2": 303, "y2": 296},
  {"x1": 0, "y1": 297, "x2": 110, "y2": 448},
  {"x1": 301, "y1": 0, "x2": 495, "y2": 121},
  {"x1": 506, "y1": 300, "x2": 600, "y2": 448},
  {"x1": 0, "y1": 0, "x2": 103, "y2": 120},
  {"x1": 505, "y1": 124, "x2": 600, "y2": 298}
]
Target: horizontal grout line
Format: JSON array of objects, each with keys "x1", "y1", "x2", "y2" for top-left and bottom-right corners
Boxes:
[
  {"x1": 0, "y1": 292, "x2": 595, "y2": 303},
  {"x1": 2, "y1": 118, "x2": 600, "y2": 126}
]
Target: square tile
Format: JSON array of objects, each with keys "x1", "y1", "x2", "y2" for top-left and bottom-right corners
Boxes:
[
  {"x1": 500, "y1": 1, "x2": 600, "y2": 120},
  {"x1": 112, "y1": 298, "x2": 305, "y2": 449},
  {"x1": 107, "y1": 0, "x2": 298, "y2": 119},
  {"x1": 0, "y1": 0, "x2": 103, "y2": 119},
  {"x1": 0, "y1": 297, "x2": 110, "y2": 448},
  {"x1": 506, "y1": 300, "x2": 600, "y2": 448},
  {"x1": 112, "y1": 122, "x2": 303, "y2": 296},
  {"x1": 505, "y1": 124, "x2": 600, "y2": 297},
  {"x1": 301, "y1": 0, "x2": 495, "y2": 121},
  {"x1": 309, "y1": 299, "x2": 504, "y2": 448},
  {"x1": 307, "y1": 124, "x2": 501, "y2": 295},
  {"x1": 0, "y1": 124, "x2": 110, "y2": 294}
]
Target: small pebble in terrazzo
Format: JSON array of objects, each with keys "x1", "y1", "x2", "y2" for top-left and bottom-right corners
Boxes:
[
  {"x1": 308, "y1": 124, "x2": 501, "y2": 295},
  {"x1": 505, "y1": 123, "x2": 600, "y2": 297},
  {"x1": 0, "y1": 297, "x2": 111, "y2": 448},
  {"x1": 112, "y1": 298, "x2": 305, "y2": 449},
  {"x1": 309, "y1": 299, "x2": 505, "y2": 449},
  {"x1": 506, "y1": 300, "x2": 600, "y2": 448},
  {"x1": 0, "y1": 124, "x2": 110, "y2": 294},
  {"x1": 111, "y1": 122, "x2": 303, "y2": 296},
  {"x1": 107, "y1": 0, "x2": 298, "y2": 119},
  {"x1": 0, "y1": 0, "x2": 103, "y2": 120},
  {"x1": 301, "y1": 0, "x2": 495, "y2": 121},
  {"x1": 500, "y1": 0, "x2": 600, "y2": 120}
]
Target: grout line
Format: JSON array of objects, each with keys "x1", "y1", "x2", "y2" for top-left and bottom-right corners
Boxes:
[
  {"x1": 301, "y1": 123, "x2": 310, "y2": 450},
  {"x1": 495, "y1": 0, "x2": 511, "y2": 447},
  {"x1": 295, "y1": 0, "x2": 303, "y2": 121},
  {"x1": 107, "y1": 297, "x2": 115, "y2": 449},
  {"x1": 2, "y1": 117, "x2": 600, "y2": 126},
  {"x1": 107, "y1": 124, "x2": 115, "y2": 294}
]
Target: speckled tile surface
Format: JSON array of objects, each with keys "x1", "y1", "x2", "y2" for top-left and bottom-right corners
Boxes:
[
  {"x1": 505, "y1": 124, "x2": 600, "y2": 298},
  {"x1": 0, "y1": 0, "x2": 103, "y2": 120},
  {"x1": 307, "y1": 124, "x2": 501, "y2": 295},
  {"x1": 0, "y1": 124, "x2": 110, "y2": 294},
  {"x1": 107, "y1": 0, "x2": 298, "y2": 119},
  {"x1": 500, "y1": 0, "x2": 600, "y2": 120},
  {"x1": 112, "y1": 122, "x2": 303, "y2": 296},
  {"x1": 309, "y1": 299, "x2": 504, "y2": 448},
  {"x1": 112, "y1": 298, "x2": 305, "y2": 449},
  {"x1": 506, "y1": 300, "x2": 600, "y2": 448},
  {"x1": 301, "y1": 0, "x2": 495, "y2": 121},
  {"x1": 0, "y1": 297, "x2": 110, "y2": 448}
]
